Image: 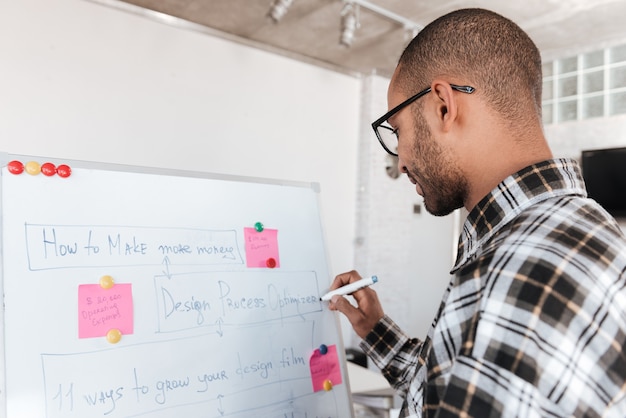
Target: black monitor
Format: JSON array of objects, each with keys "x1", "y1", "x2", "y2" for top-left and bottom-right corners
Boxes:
[{"x1": 581, "y1": 147, "x2": 626, "y2": 217}]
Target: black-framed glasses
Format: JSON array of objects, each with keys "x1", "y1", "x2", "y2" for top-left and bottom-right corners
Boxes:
[{"x1": 371, "y1": 84, "x2": 476, "y2": 156}]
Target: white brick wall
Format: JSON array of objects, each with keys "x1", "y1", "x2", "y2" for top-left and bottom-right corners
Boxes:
[
  {"x1": 545, "y1": 114, "x2": 626, "y2": 158},
  {"x1": 545, "y1": 114, "x2": 626, "y2": 230},
  {"x1": 350, "y1": 75, "x2": 454, "y2": 348}
]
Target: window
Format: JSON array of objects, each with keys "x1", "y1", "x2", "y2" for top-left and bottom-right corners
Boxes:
[{"x1": 542, "y1": 43, "x2": 626, "y2": 124}]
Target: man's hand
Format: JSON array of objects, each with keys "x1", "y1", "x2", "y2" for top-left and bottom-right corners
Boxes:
[{"x1": 327, "y1": 270, "x2": 384, "y2": 339}]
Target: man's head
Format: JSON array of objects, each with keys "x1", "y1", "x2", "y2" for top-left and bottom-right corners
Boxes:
[
  {"x1": 395, "y1": 8, "x2": 543, "y2": 123},
  {"x1": 383, "y1": 8, "x2": 549, "y2": 215}
]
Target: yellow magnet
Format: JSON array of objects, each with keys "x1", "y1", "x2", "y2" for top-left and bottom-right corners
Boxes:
[
  {"x1": 106, "y1": 328, "x2": 122, "y2": 344},
  {"x1": 25, "y1": 161, "x2": 41, "y2": 175},
  {"x1": 323, "y1": 379, "x2": 333, "y2": 391},
  {"x1": 99, "y1": 275, "x2": 115, "y2": 289}
]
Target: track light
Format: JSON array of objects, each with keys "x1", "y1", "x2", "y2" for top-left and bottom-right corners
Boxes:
[
  {"x1": 340, "y1": 3, "x2": 359, "y2": 47},
  {"x1": 268, "y1": 0, "x2": 294, "y2": 23},
  {"x1": 265, "y1": 0, "x2": 422, "y2": 48},
  {"x1": 338, "y1": 0, "x2": 422, "y2": 48}
]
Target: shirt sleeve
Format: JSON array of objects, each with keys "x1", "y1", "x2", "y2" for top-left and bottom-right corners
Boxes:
[{"x1": 359, "y1": 314, "x2": 427, "y2": 394}]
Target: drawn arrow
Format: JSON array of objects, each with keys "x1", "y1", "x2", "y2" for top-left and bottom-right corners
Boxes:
[
  {"x1": 161, "y1": 256, "x2": 172, "y2": 279},
  {"x1": 215, "y1": 317, "x2": 224, "y2": 337},
  {"x1": 217, "y1": 394, "x2": 225, "y2": 416}
]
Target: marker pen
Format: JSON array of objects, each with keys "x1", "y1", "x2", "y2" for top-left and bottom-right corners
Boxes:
[{"x1": 319, "y1": 275, "x2": 378, "y2": 301}]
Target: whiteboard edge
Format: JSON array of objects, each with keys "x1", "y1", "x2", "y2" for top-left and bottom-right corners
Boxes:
[
  {"x1": 310, "y1": 177, "x2": 356, "y2": 417},
  {"x1": 0, "y1": 153, "x2": 7, "y2": 418},
  {"x1": 0, "y1": 152, "x2": 320, "y2": 191}
]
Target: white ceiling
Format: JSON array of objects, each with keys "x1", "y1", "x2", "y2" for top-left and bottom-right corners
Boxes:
[{"x1": 95, "y1": 0, "x2": 626, "y2": 78}]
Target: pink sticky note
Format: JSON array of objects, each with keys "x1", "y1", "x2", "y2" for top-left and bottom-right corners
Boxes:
[
  {"x1": 78, "y1": 283, "x2": 134, "y2": 339},
  {"x1": 244, "y1": 227, "x2": 280, "y2": 268},
  {"x1": 309, "y1": 344, "x2": 342, "y2": 392}
]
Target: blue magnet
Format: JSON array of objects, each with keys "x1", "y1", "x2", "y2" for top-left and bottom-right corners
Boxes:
[{"x1": 319, "y1": 344, "x2": 328, "y2": 355}]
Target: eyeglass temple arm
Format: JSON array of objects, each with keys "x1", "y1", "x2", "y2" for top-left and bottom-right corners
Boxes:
[{"x1": 450, "y1": 84, "x2": 475, "y2": 94}]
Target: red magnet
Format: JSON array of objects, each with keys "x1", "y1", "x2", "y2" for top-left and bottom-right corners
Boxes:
[
  {"x1": 266, "y1": 258, "x2": 277, "y2": 268},
  {"x1": 56, "y1": 164, "x2": 72, "y2": 178},
  {"x1": 41, "y1": 162, "x2": 56, "y2": 176},
  {"x1": 7, "y1": 160, "x2": 24, "y2": 175}
]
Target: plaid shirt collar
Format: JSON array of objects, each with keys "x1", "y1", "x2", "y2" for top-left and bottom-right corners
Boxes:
[{"x1": 452, "y1": 158, "x2": 587, "y2": 272}]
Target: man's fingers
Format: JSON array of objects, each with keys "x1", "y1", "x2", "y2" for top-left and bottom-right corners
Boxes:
[
  {"x1": 328, "y1": 294, "x2": 356, "y2": 317},
  {"x1": 329, "y1": 270, "x2": 362, "y2": 290}
]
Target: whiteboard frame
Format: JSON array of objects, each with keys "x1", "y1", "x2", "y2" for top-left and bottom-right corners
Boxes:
[{"x1": 0, "y1": 151, "x2": 354, "y2": 418}]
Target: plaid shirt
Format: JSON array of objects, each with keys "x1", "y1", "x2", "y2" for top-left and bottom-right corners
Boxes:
[{"x1": 360, "y1": 159, "x2": 626, "y2": 417}]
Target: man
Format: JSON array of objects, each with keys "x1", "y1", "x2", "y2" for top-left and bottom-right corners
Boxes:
[{"x1": 329, "y1": 8, "x2": 626, "y2": 418}]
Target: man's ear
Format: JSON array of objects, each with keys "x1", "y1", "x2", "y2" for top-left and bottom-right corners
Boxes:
[{"x1": 431, "y1": 80, "x2": 458, "y2": 132}]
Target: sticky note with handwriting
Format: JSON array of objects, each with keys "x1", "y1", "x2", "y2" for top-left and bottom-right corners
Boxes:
[
  {"x1": 78, "y1": 283, "x2": 134, "y2": 339},
  {"x1": 244, "y1": 227, "x2": 280, "y2": 268},
  {"x1": 309, "y1": 344, "x2": 342, "y2": 392}
]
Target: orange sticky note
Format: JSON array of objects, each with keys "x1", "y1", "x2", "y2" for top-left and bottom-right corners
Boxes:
[
  {"x1": 309, "y1": 344, "x2": 342, "y2": 392},
  {"x1": 78, "y1": 283, "x2": 133, "y2": 339},
  {"x1": 244, "y1": 227, "x2": 280, "y2": 268}
]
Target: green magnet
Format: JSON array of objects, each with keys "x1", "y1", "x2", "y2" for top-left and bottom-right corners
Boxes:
[{"x1": 254, "y1": 222, "x2": 264, "y2": 232}]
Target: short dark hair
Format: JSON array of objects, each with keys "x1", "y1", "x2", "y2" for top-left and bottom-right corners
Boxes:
[{"x1": 396, "y1": 8, "x2": 543, "y2": 123}]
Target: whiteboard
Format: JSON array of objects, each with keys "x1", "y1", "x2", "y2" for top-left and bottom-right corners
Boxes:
[{"x1": 0, "y1": 154, "x2": 353, "y2": 418}]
